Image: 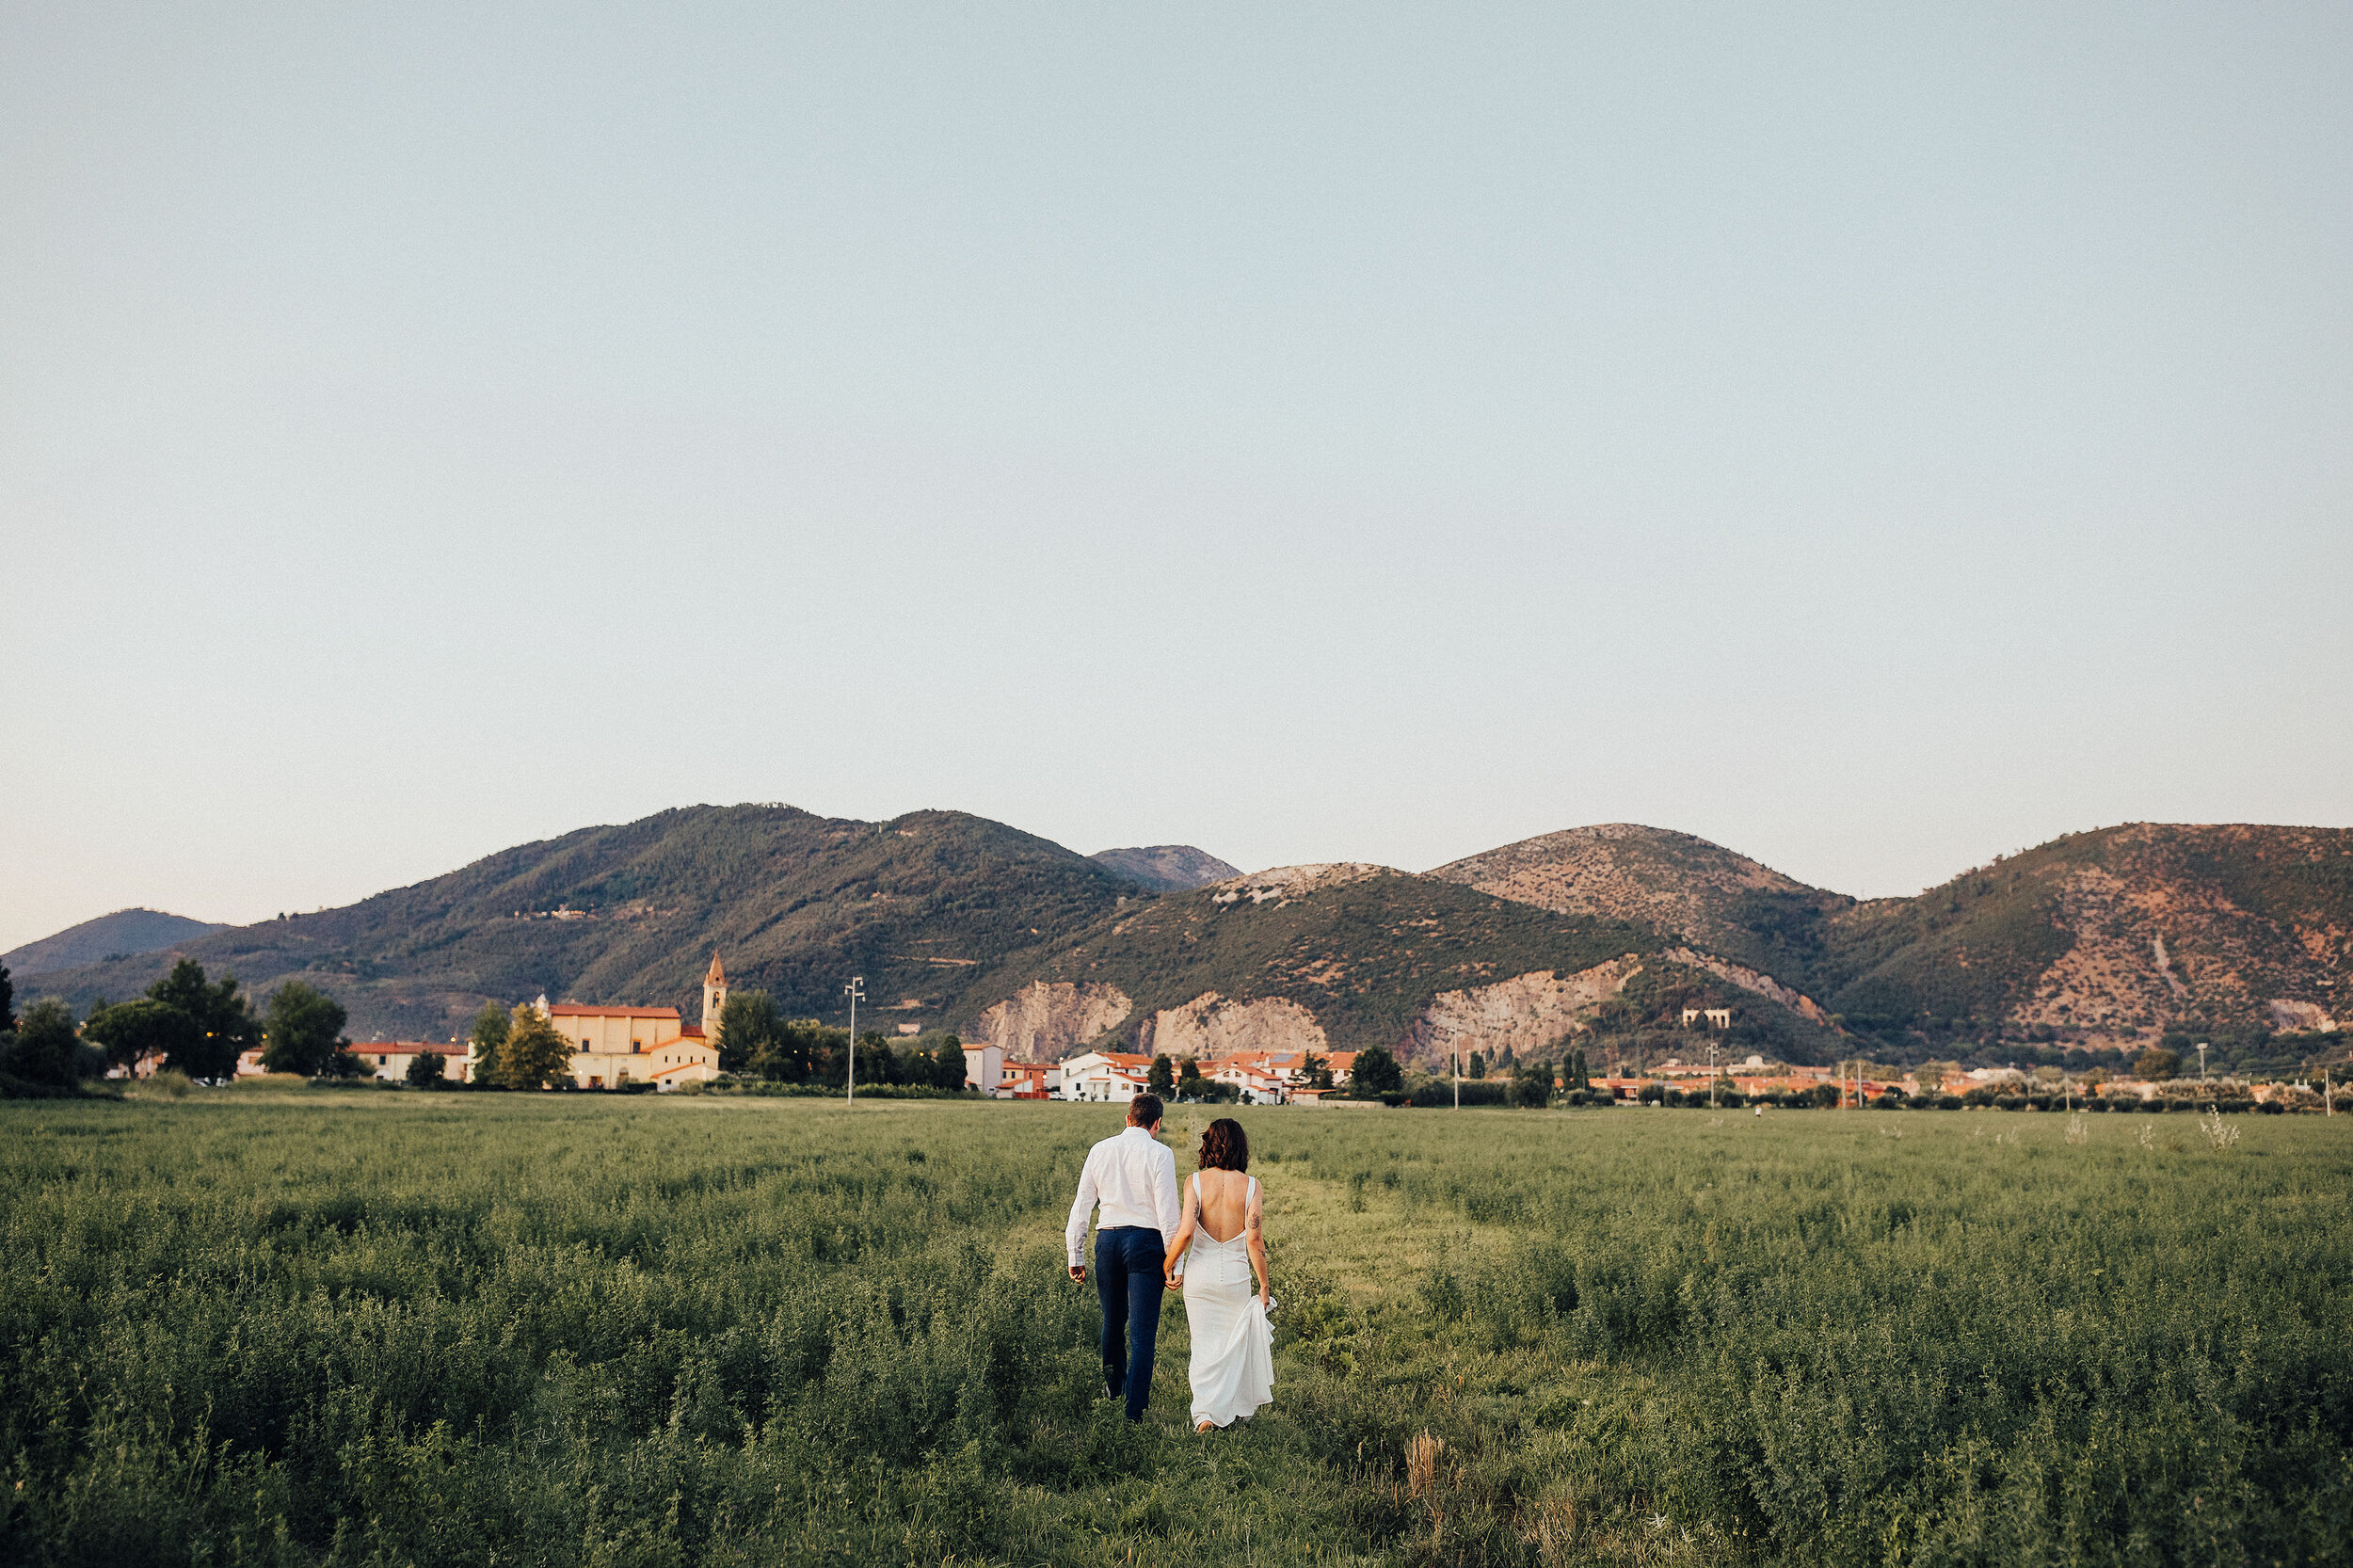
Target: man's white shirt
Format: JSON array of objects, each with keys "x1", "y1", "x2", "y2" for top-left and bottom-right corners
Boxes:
[{"x1": 1065, "y1": 1125, "x2": 1181, "y2": 1267}]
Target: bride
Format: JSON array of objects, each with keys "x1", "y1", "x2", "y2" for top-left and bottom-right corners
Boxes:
[{"x1": 1162, "y1": 1117, "x2": 1274, "y2": 1432}]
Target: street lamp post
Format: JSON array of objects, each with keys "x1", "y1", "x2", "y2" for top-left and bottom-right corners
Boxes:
[
  {"x1": 2197, "y1": 1042, "x2": 2209, "y2": 1085},
  {"x1": 845, "y1": 976, "x2": 865, "y2": 1104},
  {"x1": 1452, "y1": 1046, "x2": 1461, "y2": 1110},
  {"x1": 1709, "y1": 1041, "x2": 1719, "y2": 1109}
]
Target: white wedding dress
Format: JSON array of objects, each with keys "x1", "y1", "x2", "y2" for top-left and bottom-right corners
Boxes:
[{"x1": 1178, "y1": 1173, "x2": 1274, "y2": 1429}]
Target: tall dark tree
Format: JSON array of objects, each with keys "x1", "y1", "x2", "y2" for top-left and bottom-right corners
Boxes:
[
  {"x1": 0, "y1": 962, "x2": 15, "y2": 1032},
  {"x1": 468, "y1": 1002, "x2": 509, "y2": 1084},
  {"x1": 3, "y1": 999, "x2": 82, "y2": 1088},
  {"x1": 1147, "y1": 1054, "x2": 1176, "y2": 1096},
  {"x1": 1352, "y1": 1047, "x2": 1404, "y2": 1096},
  {"x1": 146, "y1": 959, "x2": 260, "y2": 1080},
  {"x1": 931, "y1": 1034, "x2": 968, "y2": 1090},
  {"x1": 854, "y1": 1032, "x2": 895, "y2": 1086},
  {"x1": 405, "y1": 1049, "x2": 447, "y2": 1088},
  {"x1": 1572, "y1": 1047, "x2": 1590, "y2": 1091},
  {"x1": 262, "y1": 982, "x2": 349, "y2": 1077},
  {"x1": 716, "y1": 990, "x2": 785, "y2": 1075},
  {"x1": 1512, "y1": 1059, "x2": 1552, "y2": 1108},
  {"x1": 1176, "y1": 1057, "x2": 1205, "y2": 1099}
]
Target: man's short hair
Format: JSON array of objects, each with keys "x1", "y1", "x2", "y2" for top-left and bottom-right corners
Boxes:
[{"x1": 1128, "y1": 1094, "x2": 1164, "y2": 1128}]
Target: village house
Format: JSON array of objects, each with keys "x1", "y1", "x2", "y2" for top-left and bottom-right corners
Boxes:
[
  {"x1": 1207, "y1": 1058, "x2": 1290, "y2": 1103},
  {"x1": 961, "y1": 1040, "x2": 1004, "y2": 1097},
  {"x1": 999, "y1": 1061, "x2": 1054, "y2": 1098},
  {"x1": 1056, "y1": 1049, "x2": 1152, "y2": 1102},
  {"x1": 352, "y1": 1041, "x2": 469, "y2": 1081}
]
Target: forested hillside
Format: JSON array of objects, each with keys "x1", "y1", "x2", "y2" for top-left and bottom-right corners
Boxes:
[{"x1": 26, "y1": 806, "x2": 1134, "y2": 1042}]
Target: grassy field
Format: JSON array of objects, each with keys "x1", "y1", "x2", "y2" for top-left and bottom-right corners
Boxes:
[{"x1": 3, "y1": 1095, "x2": 2349, "y2": 1566}]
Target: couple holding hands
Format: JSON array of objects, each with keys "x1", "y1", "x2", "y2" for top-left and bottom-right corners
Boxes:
[{"x1": 1064, "y1": 1094, "x2": 1275, "y2": 1432}]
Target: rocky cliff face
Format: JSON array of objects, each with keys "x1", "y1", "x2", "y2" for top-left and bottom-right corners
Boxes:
[
  {"x1": 1136, "y1": 992, "x2": 1330, "y2": 1058},
  {"x1": 961, "y1": 981, "x2": 1134, "y2": 1061},
  {"x1": 1402, "y1": 957, "x2": 1644, "y2": 1069},
  {"x1": 1664, "y1": 947, "x2": 1833, "y2": 1025},
  {"x1": 1209, "y1": 863, "x2": 1396, "y2": 904}
]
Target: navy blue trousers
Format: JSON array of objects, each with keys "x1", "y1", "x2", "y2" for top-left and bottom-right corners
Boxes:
[{"x1": 1095, "y1": 1226, "x2": 1165, "y2": 1421}]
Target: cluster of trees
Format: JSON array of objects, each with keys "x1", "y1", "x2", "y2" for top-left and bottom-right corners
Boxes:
[
  {"x1": 1141, "y1": 1055, "x2": 1247, "y2": 1103},
  {"x1": 1329, "y1": 1044, "x2": 1609, "y2": 1109},
  {"x1": 0, "y1": 960, "x2": 376, "y2": 1096},
  {"x1": 0, "y1": 963, "x2": 102, "y2": 1096},
  {"x1": 713, "y1": 990, "x2": 968, "y2": 1090}
]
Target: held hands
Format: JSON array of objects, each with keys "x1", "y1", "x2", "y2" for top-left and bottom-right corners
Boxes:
[{"x1": 1068, "y1": 1265, "x2": 1085, "y2": 1283}]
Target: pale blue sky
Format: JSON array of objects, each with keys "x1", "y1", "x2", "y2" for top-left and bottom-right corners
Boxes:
[{"x1": 4, "y1": 3, "x2": 2349, "y2": 951}]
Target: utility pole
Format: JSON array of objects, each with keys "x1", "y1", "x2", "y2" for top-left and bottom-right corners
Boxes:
[
  {"x1": 2197, "y1": 1042, "x2": 2209, "y2": 1085},
  {"x1": 1708, "y1": 1041, "x2": 1719, "y2": 1109},
  {"x1": 844, "y1": 975, "x2": 865, "y2": 1104},
  {"x1": 1452, "y1": 1045, "x2": 1461, "y2": 1110}
]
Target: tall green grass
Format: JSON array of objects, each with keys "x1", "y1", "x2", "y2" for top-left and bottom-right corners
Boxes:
[{"x1": 2, "y1": 1096, "x2": 2346, "y2": 1565}]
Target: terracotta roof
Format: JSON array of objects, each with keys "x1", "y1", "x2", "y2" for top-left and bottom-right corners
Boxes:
[
  {"x1": 353, "y1": 1041, "x2": 467, "y2": 1056},
  {"x1": 680, "y1": 1023, "x2": 705, "y2": 1039},
  {"x1": 548, "y1": 1003, "x2": 681, "y2": 1019}
]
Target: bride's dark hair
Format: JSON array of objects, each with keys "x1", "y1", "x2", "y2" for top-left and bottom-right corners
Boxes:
[{"x1": 1198, "y1": 1118, "x2": 1249, "y2": 1172}]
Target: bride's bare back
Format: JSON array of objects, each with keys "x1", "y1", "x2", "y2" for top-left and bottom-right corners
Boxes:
[{"x1": 1193, "y1": 1166, "x2": 1258, "y2": 1242}]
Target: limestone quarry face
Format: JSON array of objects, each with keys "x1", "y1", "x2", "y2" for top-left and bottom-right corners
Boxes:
[
  {"x1": 1402, "y1": 957, "x2": 1644, "y2": 1070},
  {"x1": 1664, "y1": 946, "x2": 1833, "y2": 1025},
  {"x1": 1210, "y1": 863, "x2": 1396, "y2": 905},
  {"x1": 1138, "y1": 993, "x2": 1331, "y2": 1058},
  {"x1": 2270, "y1": 999, "x2": 2338, "y2": 1033},
  {"x1": 963, "y1": 981, "x2": 1134, "y2": 1061}
]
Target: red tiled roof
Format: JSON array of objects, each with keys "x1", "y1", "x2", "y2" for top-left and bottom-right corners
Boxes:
[
  {"x1": 680, "y1": 1024, "x2": 705, "y2": 1039},
  {"x1": 353, "y1": 1041, "x2": 467, "y2": 1056},
  {"x1": 549, "y1": 1003, "x2": 682, "y2": 1019}
]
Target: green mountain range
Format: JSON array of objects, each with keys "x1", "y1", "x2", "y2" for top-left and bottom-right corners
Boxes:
[{"x1": 20, "y1": 808, "x2": 2347, "y2": 1067}]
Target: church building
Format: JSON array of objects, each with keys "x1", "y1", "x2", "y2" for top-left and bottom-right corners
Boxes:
[{"x1": 522, "y1": 953, "x2": 728, "y2": 1090}]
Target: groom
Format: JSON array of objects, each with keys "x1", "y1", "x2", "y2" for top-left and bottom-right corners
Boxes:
[{"x1": 1065, "y1": 1093, "x2": 1180, "y2": 1422}]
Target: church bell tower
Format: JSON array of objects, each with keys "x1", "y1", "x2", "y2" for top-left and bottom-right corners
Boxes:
[{"x1": 701, "y1": 953, "x2": 727, "y2": 1039}]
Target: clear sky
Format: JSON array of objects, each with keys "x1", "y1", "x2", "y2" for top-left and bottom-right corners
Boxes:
[{"x1": 4, "y1": 3, "x2": 2349, "y2": 952}]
